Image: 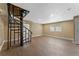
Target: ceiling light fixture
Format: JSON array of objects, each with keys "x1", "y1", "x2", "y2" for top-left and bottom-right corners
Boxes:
[
  {"x1": 50, "y1": 14, "x2": 54, "y2": 17},
  {"x1": 67, "y1": 8, "x2": 72, "y2": 11},
  {"x1": 37, "y1": 18, "x2": 42, "y2": 21},
  {"x1": 49, "y1": 14, "x2": 54, "y2": 19}
]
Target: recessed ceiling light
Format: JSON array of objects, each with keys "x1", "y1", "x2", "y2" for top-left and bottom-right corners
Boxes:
[
  {"x1": 67, "y1": 8, "x2": 72, "y2": 11},
  {"x1": 50, "y1": 14, "x2": 54, "y2": 17},
  {"x1": 37, "y1": 18, "x2": 42, "y2": 21},
  {"x1": 49, "y1": 14, "x2": 54, "y2": 18}
]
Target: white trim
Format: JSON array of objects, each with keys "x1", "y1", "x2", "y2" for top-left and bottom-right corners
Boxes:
[
  {"x1": 53, "y1": 36, "x2": 73, "y2": 40},
  {"x1": 72, "y1": 40, "x2": 77, "y2": 44},
  {"x1": 44, "y1": 34, "x2": 73, "y2": 40},
  {"x1": 0, "y1": 40, "x2": 5, "y2": 51},
  {"x1": 32, "y1": 35, "x2": 42, "y2": 38}
]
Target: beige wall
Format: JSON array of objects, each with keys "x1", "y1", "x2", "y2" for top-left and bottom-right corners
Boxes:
[
  {"x1": 24, "y1": 20, "x2": 43, "y2": 37},
  {"x1": 30, "y1": 22, "x2": 43, "y2": 37},
  {"x1": 0, "y1": 15, "x2": 4, "y2": 45},
  {"x1": 0, "y1": 3, "x2": 8, "y2": 46},
  {"x1": 43, "y1": 20, "x2": 74, "y2": 40}
]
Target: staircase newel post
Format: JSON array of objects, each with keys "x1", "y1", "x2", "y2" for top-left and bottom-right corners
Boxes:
[{"x1": 20, "y1": 10, "x2": 23, "y2": 46}]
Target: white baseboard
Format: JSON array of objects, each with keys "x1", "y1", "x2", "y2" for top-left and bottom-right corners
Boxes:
[
  {"x1": 72, "y1": 40, "x2": 79, "y2": 45},
  {"x1": 44, "y1": 34, "x2": 73, "y2": 40},
  {"x1": 0, "y1": 40, "x2": 5, "y2": 51},
  {"x1": 53, "y1": 36, "x2": 73, "y2": 40},
  {"x1": 32, "y1": 35, "x2": 42, "y2": 38}
]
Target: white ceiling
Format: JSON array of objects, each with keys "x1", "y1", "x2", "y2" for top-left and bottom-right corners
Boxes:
[{"x1": 13, "y1": 3, "x2": 79, "y2": 24}]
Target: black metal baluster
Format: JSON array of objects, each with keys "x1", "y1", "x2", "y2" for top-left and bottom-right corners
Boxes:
[
  {"x1": 10, "y1": 24, "x2": 12, "y2": 47},
  {"x1": 28, "y1": 30, "x2": 29, "y2": 42},
  {"x1": 12, "y1": 6, "x2": 15, "y2": 45},
  {"x1": 7, "y1": 4, "x2": 10, "y2": 49},
  {"x1": 30, "y1": 32, "x2": 32, "y2": 42},
  {"x1": 18, "y1": 25, "x2": 20, "y2": 45},
  {"x1": 29, "y1": 31, "x2": 31, "y2": 42},
  {"x1": 25, "y1": 28, "x2": 26, "y2": 42}
]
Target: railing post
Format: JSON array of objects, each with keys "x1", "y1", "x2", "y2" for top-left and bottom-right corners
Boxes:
[
  {"x1": 20, "y1": 10, "x2": 23, "y2": 46},
  {"x1": 7, "y1": 3, "x2": 10, "y2": 49}
]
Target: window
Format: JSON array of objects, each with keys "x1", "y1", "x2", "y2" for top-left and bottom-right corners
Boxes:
[
  {"x1": 50, "y1": 23, "x2": 62, "y2": 32},
  {"x1": 50, "y1": 24, "x2": 55, "y2": 32}
]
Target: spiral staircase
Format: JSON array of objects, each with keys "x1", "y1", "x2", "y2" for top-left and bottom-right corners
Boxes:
[{"x1": 7, "y1": 3, "x2": 32, "y2": 49}]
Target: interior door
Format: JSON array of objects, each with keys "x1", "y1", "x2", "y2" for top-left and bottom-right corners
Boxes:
[{"x1": 74, "y1": 17, "x2": 79, "y2": 44}]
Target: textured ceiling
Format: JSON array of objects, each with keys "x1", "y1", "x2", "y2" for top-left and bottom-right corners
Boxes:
[{"x1": 13, "y1": 3, "x2": 79, "y2": 24}]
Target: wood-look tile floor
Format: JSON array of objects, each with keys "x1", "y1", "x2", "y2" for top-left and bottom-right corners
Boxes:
[{"x1": 0, "y1": 36, "x2": 79, "y2": 56}]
